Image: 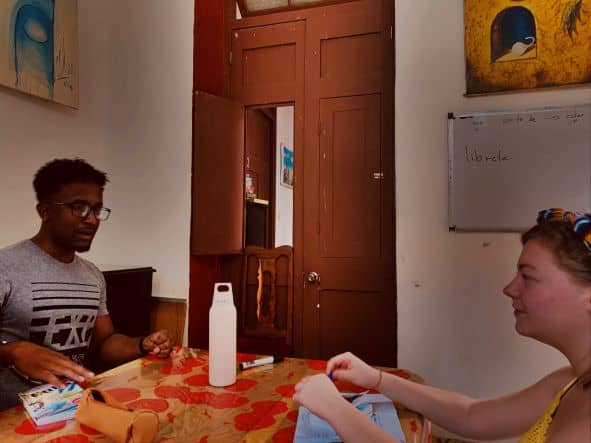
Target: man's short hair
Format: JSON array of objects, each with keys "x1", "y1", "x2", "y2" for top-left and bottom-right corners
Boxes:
[{"x1": 33, "y1": 158, "x2": 109, "y2": 202}]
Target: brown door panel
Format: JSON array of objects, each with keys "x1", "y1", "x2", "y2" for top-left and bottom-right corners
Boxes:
[
  {"x1": 192, "y1": 91, "x2": 245, "y2": 255},
  {"x1": 231, "y1": 21, "x2": 305, "y2": 104},
  {"x1": 319, "y1": 289, "x2": 396, "y2": 366},
  {"x1": 230, "y1": 18, "x2": 306, "y2": 354},
  {"x1": 302, "y1": 1, "x2": 394, "y2": 364},
  {"x1": 318, "y1": 32, "x2": 384, "y2": 95},
  {"x1": 310, "y1": 2, "x2": 385, "y2": 96},
  {"x1": 318, "y1": 95, "x2": 383, "y2": 260},
  {"x1": 305, "y1": 94, "x2": 392, "y2": 351},
  {"x1": 307, "y1": 267, "x2": 389, "y2": 293}
]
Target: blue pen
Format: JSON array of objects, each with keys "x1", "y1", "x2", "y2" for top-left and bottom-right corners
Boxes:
[{"x1": 327, "y1": 371, "x2": 334, "y2": 381}]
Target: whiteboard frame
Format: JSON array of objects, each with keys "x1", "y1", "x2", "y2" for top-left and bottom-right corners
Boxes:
[{"x1": 448, "y1": 104, "x2": 591, "y2": 232}]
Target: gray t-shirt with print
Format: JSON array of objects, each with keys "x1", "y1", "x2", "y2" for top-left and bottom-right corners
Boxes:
[{"x1": 0, "y1": 240, "x2": 108, "y2": 410}]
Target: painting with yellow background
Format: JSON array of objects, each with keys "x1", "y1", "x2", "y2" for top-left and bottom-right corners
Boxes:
[{"x1": 464, "y1": 0, "x2": 591, "y2": 94}]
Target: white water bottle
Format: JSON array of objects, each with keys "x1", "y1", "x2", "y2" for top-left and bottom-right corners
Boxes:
[{"x1": 208, "y1": 283, "x2": 237, "y2": 386}]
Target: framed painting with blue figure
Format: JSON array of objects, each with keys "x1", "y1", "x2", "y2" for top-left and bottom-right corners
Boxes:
[
  {"x1": 0, "y1": 0, "x2": 79, "y2": 108},
  {"x1": 464, "y1": 0, "x2": 591, "y2": 94},
  {"x1": 280, "y1": 144, "x2": 294, "y2": 188}
]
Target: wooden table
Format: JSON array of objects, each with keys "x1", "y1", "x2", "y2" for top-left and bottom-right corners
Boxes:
[{"x1": 0, "y1": 348, "x2": 431, "y2": 442}]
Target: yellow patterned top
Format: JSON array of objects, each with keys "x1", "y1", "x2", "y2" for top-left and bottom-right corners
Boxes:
[{"x1": 518, "y1": 377, "x2": 578, "y2": 443}]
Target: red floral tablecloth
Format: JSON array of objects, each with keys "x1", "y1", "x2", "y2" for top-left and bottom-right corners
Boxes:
[{"x1": 0, "y1": 348, "x2": 431, "y2": 442}]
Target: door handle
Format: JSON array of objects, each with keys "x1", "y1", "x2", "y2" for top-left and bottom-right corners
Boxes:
[{"x1": 306, "y1": 271, "x2": 320, "y2": 283}]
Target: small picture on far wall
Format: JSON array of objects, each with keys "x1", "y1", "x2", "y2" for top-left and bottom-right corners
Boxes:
[
  {"x1": 0, "y1": 0, "x2": 79, "y2": 108},
  {"x1": 464, "y1": 0, "x2": 591, "y2": 94},
  {"x1": 280, "y1": 144, "x2": 294, "y2": 188}
]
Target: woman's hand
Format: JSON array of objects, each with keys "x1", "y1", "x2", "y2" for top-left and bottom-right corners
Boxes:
[
  {"x1": 294, "y1": 373, "x2": 349, "y2": 421},
  {"x1": 327, "y1": 352, "x2": 381, "y2": 389}
]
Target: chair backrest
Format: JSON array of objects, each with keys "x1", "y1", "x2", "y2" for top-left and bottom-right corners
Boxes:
[{"x1": 240, "y1": 245, "x2": 293, "y2": 344}]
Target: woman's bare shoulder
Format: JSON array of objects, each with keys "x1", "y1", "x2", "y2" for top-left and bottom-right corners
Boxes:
[{"x1": 538, "y1": 366, "x2": 577, "y2": 393}]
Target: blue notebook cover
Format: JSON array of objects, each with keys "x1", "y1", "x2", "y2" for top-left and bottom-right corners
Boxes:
[{"x1": 294, "y1": 393, "x2": 406, "y2": 443}]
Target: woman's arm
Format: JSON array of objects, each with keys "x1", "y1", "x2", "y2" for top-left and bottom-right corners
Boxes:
[
  {"x1": 328, "y1": 352, "x2": 574, "y2": 441},
  {"x1": 294, "y1": 373, "x2": 401, "y2": 443},
  {"x1": 380, "y1": 368, "x2": 571, "y2": 440}
]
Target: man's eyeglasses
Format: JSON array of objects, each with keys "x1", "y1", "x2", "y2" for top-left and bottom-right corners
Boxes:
[{"x1": 51, "y1": 202, "x2": 111, "y2": 221}]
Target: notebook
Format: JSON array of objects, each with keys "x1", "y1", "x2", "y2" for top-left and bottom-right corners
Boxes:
[
  {"x1": 294, "y1": 393, "x2": 406, "y2": 443},
  {"x1": 18, "y1": 381, "x2": 83, "y2": 426}
]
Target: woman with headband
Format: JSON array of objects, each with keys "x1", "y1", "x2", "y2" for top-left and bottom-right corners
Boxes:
[{"x1": 294, "y1": 208, "x2": 591, "y2": 443}]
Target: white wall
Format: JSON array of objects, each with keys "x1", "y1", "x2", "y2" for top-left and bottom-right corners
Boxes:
[
  {"x1": 395, "y1": 1, "x2": 591, "y2": 440},
  {"x1": 0, "y1": 1, "x2": 193, "y2": 301},
  {"x1": 275, "y1": 106, "x2": 294, "y2": 247}
]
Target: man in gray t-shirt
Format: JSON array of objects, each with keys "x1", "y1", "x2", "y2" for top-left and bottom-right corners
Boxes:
[
  {"x1": 0, "y1": 240, "x2": 109, "y2": 364},
  {"x1": 0, "y1": 159, "x2": 172, "y2": 410}
]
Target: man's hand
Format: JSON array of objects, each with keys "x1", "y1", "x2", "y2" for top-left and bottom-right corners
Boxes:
[
  {"x1": 5, "y1": 341, "x2": 94, "y2": 387},
  {"x1": 140, "y1": 330, "x2": 172, "y2": 358}
]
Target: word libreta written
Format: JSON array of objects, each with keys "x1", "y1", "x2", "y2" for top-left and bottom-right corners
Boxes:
[
  {"x1": 465, "y1": 146, "x2": 512, "y2": 164},
  {"x1": 18, "y1": 381, "x2": 83, "y2": 426}
]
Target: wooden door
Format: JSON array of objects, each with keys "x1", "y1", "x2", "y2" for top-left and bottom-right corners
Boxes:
[
  {"x1": 302, "y1": 0, "x2": 395, "y2": 365},
  {"x1": 192, "y1": 91, "x2": 245, "y2": 255},
  {"x1": 229, "y1": 19, "x2": 306, "y2": 353},
  {"x1": 227, "y1": 0, "x2": 394, "y2": 365}
]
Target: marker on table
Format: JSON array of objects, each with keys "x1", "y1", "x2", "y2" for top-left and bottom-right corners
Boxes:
[{"x1": 239, "y1": 355, "x2": 284, "y2": 370}]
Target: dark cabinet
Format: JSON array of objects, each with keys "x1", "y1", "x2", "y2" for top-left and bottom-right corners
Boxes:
[
  {"x1": 102, "y1": 267, "x2": 155, "y2": 337},
  {"x1": 245, "y1": 200, "x2": 269, "y2": 247}
]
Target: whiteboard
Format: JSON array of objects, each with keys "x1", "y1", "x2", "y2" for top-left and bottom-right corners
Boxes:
[{"x1": 448, "y1": 104, "x2": 591, "y2": 231}]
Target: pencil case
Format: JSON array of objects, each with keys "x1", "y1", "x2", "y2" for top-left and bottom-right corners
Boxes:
[{"x1": 76, "y1": 388, "x2": 159, "y2": 443}]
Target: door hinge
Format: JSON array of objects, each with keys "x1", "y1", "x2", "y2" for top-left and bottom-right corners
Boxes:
[
  {"x1": 229, "y1": 51, "x2": 233, "y2": 65},
  {"x1": 390, "y1": 25, "x2": 393, "y2": 40}
]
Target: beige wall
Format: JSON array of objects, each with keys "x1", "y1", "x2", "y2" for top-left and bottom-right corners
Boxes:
[
  {"x1": 396, "y1": 1, "x2": 591, "y2": 441},
  {"x1": 0, "y1": 1, "x2": 193, "y2": 301}
]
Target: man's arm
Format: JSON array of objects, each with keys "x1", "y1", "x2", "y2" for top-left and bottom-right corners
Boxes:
[
  {"x1": 90, "y1": 315, "x2": 172, "y2": 367},
  {"x1": 0, "y1": 277, "x2": 94, "y2": 387},
  {"x1": 0, "y1": 341, "x2": 95, "y2": 387}
]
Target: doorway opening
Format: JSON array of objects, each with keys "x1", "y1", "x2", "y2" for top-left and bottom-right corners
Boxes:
[{"x1": 245, "y1": 105, "x2": 294, "y2": 249}]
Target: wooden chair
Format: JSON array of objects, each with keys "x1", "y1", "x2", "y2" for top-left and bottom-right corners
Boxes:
[{"x1": 239, "y1": 245, "x2": 293, "y2": 355}]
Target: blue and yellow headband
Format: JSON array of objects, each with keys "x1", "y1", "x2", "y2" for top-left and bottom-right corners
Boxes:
[{"x1": 537, "y1": 208, "x2": 591, "y2": 251}]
